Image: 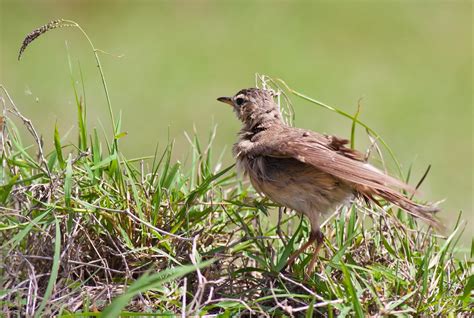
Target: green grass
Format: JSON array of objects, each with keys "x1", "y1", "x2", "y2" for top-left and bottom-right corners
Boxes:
[{"x1": 0, "y1": 20, "x2": 472, "y2": 317}]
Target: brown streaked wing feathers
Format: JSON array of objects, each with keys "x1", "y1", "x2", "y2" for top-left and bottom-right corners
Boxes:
[
  {"x1": 264, "y1": 130, "x2": 442, "y2": 230},
  {"x1": 262, "y1": 130, "x2": 416, "y2": 194}
]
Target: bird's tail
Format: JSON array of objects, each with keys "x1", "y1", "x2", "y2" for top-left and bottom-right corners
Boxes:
[{"x1": 360, "y1": 187, "x2": 443, "y2": 231}]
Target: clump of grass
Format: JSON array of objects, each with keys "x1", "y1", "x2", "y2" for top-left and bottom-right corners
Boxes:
[{"x1": 0, "y1": 20, "x2": 472, "y2": 317}]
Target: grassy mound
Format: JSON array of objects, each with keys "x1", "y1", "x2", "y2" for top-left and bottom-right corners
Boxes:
[{"x1": 0, "y1": 20, "x2": 471, "y2": 317}]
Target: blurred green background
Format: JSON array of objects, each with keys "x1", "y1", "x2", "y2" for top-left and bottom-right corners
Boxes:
[{"x1": 1, "y1": 1, "x2": 472, "y2": 243}]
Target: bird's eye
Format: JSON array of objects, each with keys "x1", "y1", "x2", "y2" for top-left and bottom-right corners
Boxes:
[{"x1": 235, "y1": 97, "x2": 245, "y2": 106}]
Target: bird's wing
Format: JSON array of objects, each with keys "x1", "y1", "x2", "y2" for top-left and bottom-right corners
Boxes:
[{"x1": 259, "y1": 128, "x2": 415, "y2": 193}]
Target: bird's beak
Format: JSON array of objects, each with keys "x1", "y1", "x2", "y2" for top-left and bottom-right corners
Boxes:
[{"x1": 217, "y1": 96, "x2": 233, "y2": 106}]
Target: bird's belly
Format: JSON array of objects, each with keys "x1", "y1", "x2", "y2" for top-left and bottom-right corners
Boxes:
[{"x1": 239, "y1": 156, "x2": 353, "y2": 216}]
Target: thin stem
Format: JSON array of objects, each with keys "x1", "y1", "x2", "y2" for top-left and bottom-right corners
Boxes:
[
  {"x1": 62, "y1": 19, "x2": 117, "y2": 150},
  {"x1": 0, "y1": 85, "x2": 51, "y2": 177}
]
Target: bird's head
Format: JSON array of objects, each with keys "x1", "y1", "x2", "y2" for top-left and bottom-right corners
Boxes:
[{"x1": 217, "y1": 88, "x2": 282, "y2": 128}]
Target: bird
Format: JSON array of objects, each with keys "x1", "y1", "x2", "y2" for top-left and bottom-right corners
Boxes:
[{"x1": 217, "y1": 88, "x2": 441, "y2": 273}]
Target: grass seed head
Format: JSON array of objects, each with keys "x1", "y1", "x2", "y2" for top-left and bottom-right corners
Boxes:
[{"x1": 18, "y1": 19, "x2": 75, "y2": 60}]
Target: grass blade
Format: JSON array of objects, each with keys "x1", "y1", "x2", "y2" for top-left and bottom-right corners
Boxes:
[
  {"x1": 34, "y1": 216, "x2": 61, "y2": 318},
  {"x1": 64, "y1": 154, "x2": 73, "y2": 208},
  {"x1": 101, "y1": 260, "x2": 213, "y2": 317},
  {"x1": 54, "y1": 123, "x2": 65, "y2": 169},
  {"x1": 341, "y1": 262, "x2": 364, "y2": 317}
]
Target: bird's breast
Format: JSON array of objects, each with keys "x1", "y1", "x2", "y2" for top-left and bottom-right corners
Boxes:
[{"x1": 236, "y1": 155, "x2": 353, "y2": 216}]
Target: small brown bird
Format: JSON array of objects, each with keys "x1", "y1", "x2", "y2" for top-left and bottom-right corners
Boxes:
[{"x1": 218, "y1": 88, "x2": 440, "y2": 272}]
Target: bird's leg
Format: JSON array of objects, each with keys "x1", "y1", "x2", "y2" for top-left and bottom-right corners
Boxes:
[
  {"x1": 307, "y1": 230, "x2": 324, "y2": 274},
  {"x1": 286, "y1": 229, "x2": 320, "y2": 269}
]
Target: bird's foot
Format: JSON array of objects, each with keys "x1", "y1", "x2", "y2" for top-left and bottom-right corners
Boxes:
[{"x1": 304, "y1": 253, "x2": 321, "y2": 279}]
